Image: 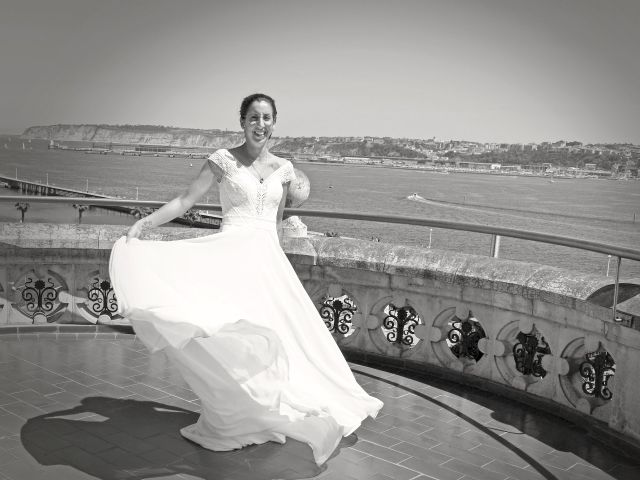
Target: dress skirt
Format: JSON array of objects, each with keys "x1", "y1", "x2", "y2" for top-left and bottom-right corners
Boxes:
[{"x1": 109, "y1": 217, "x2": 383, "y2": 465}]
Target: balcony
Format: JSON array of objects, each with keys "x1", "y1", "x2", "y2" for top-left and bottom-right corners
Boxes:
[{"x1": 1, "y1": 217, "x2": 640, "y2": 479}]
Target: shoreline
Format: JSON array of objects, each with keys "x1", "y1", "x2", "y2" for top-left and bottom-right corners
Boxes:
[{"x1": 292, "y1": 159, "x2": 632, "y2": 180}]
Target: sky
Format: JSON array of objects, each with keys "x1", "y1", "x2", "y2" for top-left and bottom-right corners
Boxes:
[{"x1": 1, "y1": 0, "x2": 639, "y2": 144}]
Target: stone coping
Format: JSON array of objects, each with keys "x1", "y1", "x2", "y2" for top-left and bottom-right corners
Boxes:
[{"x1": 2, "y1": 222, "x2": 629, "y2": 304}]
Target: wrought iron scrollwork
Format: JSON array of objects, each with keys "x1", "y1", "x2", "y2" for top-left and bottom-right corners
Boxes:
[
  {"x1": 319, "y1": 295, "x2": 356, "y2": 335},
  {"x1": 448, "y1": 312, "x2": 486, "y2": 361},
  {"x1": 579, "y1": 351, "x2": 616, "y2": 400},
  {"x1": 513, "y1": 327, "x2": 551, "y2": 378},
  {"x1": 383, "y1": 304, "x2": 420, "y2": 346},
  {"x1": 87, "y1": 278, "x2": 118, "y2": 320},
  {"x1": 17, "y1": 276, "x2": 61, "y2": 323}
]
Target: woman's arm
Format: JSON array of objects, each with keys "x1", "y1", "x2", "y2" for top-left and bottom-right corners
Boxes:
[
  {"x1": 276, "y1": 182, "x2": 289, "y2": 243},
  {"x1": 126, "y1": 161, "x2": 217, "y2": 241}
]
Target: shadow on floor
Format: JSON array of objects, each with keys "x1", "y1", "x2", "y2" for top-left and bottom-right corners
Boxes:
[
  {"x1": 353, "y1": 366, "x2": 640, "y2": 480},
  {"x1": 21, "y1": 396, "x2": 339, "y2": 480}
]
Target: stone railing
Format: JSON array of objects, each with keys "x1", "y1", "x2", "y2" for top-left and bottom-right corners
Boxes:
[{"x1": 1, "y1": 222, "x2": 640, "y2": 453}]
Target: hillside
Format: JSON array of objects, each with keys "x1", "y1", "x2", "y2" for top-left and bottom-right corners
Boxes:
[
  {"x1": 22, "y1": 124, "x2": 245, "y2": 148},
  {"x1": 21, "y1": 124, "x2": 637, "y2": 168},
  {"x1": 21, "y1": 124, "x2": 423, "y2": 158}
]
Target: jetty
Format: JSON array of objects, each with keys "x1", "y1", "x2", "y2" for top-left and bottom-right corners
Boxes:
[{"x1": 0, "y1": 174, "x2": 221, "y2": 228}]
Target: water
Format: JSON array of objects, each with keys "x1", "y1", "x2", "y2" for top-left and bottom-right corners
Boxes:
[{"x1": 1, "y1": 137, "x2": 639, "y2": 278}]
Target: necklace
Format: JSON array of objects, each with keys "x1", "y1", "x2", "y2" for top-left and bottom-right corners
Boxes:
[{"x1": 250, "y1": 163, "x2": 264, "y2": 183}]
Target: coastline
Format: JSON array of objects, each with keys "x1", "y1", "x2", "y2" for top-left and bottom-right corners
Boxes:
[{"x1": 291, "y1": 159, "x2": 631, "y2": 180}]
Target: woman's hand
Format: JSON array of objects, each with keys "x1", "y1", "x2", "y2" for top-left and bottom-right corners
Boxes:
[
  {"x1": 123, "y1": 160, "x2": 216, "y2": 243},
  {"x1": 126, "y1": 218, "x2": 152, "y2": 242}
]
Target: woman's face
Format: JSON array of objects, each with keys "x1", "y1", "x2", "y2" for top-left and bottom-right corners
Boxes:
[{"x1": 241, "y1": 100, "x2": 275, "y2": 146}]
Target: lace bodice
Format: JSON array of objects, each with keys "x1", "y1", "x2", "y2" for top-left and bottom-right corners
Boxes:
[{"x1": 208, "y1": 149, "x2": 296, "y2": 226}]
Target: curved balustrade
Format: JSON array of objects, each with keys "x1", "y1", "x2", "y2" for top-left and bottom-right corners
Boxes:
[
  {"x1": 2, "y1": 195, "x2": 639, "y2": 323},
  {"x1": 2, "y1": 205, "x2": 640, "y2": 452}
]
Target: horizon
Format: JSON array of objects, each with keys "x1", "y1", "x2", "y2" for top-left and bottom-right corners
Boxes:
[{"x1": 1, "y1": 0, "x2": 639, "y2": 144}]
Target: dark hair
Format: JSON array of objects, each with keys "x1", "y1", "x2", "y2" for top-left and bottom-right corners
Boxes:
[{"x1": 239, "y1": 93, "x2": 277, "y2": 121}]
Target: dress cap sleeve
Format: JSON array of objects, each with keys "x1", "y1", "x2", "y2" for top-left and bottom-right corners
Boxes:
[
  {"x1": 207, "y1": 150, "x2": 232, "y2": 182},
  {"x1": 281, "y1": 161, "x2": 296, "y2": 184}
]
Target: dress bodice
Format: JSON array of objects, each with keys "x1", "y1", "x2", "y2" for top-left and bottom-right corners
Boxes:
[{"x1": 208, "y1": 149, "x2": 295, "y2": 228}]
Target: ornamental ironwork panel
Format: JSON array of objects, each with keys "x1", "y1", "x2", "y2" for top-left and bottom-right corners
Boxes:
[
  {"x1": 448, "y1": 313, "x2": 486, "y2": 361},
  {"x1": 383, "y1": 304, "x2": 421, "y2": 347},
  {"x1": 87, "y1": 278, "x2": 118, "y2": 320},
  {"x1": 319, "y1": 295, "x2": 356, "y2": 335},
  {"x1": 579, "y1": 350, "x2": 616, "y2": 400},
  {"x1": 513, "y1": 327, "x2": 551, "y2": 378},
  {"x1": 15, "y1": 276, "x2": 63, "y2": 323}
]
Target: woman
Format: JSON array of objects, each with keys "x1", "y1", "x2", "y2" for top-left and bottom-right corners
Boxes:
[{"x1": 109, "y1": 93, "x2": 383, "y2": 465}]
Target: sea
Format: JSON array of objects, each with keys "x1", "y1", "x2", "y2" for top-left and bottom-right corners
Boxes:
[{"x1": 1, "y1": 136, "x2": 639, "y2": 278}]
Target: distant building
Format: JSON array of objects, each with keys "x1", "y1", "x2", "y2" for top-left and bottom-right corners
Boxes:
[
  {"x1": 135, "y1": 144, "x2": 169, "y2": 153},
  {"x1": 457, "y1": 161, "x2": 499, "y2": 171},
  {"x1": 343, "y1": 156, "x2": 369, "y2": 164},
  {"x1": 501, "y1": 165, "x2": 522, "y2": 172}
]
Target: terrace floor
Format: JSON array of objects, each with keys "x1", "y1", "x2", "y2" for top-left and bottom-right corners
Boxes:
[{"x1": 1, "y1": 330, "x2": 639, "y2": 480}]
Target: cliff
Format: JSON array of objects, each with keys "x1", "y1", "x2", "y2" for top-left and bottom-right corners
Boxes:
[
  {"x1": 21, "y1": 124, "x2": 423, "y2": 158},
  {"x1": 22, "y1": 124, "x2": 245, "y2": 148}
]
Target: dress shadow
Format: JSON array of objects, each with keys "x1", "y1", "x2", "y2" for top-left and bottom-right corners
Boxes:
[{"x1": 20, "y1": 396, "x2": 349, "y2": 480}]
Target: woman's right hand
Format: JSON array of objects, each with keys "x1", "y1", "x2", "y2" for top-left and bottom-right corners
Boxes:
[
  {"x1": 126, "y1": 219, "x2": 151, "y2": 242},
  {"x1": 123, "y1": 159, "x2": 216, "y2": 243}
]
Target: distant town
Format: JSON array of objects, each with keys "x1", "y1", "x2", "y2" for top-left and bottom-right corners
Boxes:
[
  {"x1": 14, "y1": 125, "x2": 640, "y2": 179},
  {"x1": 272, "y1": 136, "x2": 640, "y2": 179}
]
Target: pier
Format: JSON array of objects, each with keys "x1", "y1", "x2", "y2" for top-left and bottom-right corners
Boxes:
[{"x1": 0, "y1": 175, "x2": 221, "y2": 228}]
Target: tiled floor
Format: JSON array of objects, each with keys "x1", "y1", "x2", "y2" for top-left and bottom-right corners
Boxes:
[{"x1": 1, "y1": 332, "x2": 639, "y2": 480}]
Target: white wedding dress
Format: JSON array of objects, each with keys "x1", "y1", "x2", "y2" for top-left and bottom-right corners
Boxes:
[{"x1": 109, "y1": 148, "x2": 383, "y2": 465}]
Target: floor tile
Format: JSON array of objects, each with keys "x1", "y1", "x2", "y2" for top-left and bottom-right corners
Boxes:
[
  {"x1": 351, "y1": 439, "x2": 411, "y2": 463},
  {"x1": 440, "y1": 457, "x2": 509, "y2": 480},
  {"x1": 398, "y1": 455, "x2": 463, "y2": 480}
]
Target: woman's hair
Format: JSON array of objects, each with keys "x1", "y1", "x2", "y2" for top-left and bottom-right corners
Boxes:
[{"x1": 239, "y1": 93, "x2": 277, "y2": 121}]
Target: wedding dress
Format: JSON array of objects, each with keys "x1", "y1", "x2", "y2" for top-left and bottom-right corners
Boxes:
[{"x1": 109, "y1": 148, "x2": 383, "y2": 465}]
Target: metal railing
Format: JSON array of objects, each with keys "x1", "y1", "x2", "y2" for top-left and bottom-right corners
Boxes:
[{"x1": 2, "y1": 195, "x2": 639, "y2": 322}]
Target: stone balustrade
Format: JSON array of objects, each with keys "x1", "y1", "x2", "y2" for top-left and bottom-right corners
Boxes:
[{"x1": 1, "y1": 222, "x2": 640, "y2": 453}]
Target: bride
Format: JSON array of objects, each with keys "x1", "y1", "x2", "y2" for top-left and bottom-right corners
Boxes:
[{"x1": 109, "y1": 93, "x2": 383, "y2": 465}]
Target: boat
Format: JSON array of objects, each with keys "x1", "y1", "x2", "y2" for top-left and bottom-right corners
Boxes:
[{"x1": 197, "y1": 210, "x2": 223, "y2": 227}]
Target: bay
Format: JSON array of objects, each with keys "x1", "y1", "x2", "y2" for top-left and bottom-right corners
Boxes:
[{"x1": 1, "y1": 138, "x2": 639, "y2": 278}]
